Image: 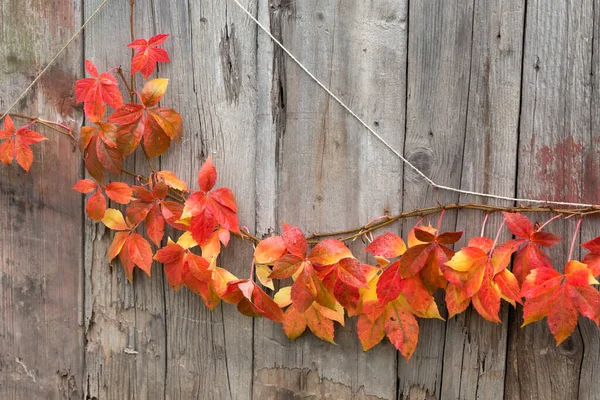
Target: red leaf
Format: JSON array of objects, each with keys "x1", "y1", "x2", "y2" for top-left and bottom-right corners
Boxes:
[
  {"x1": 75, "y1": 60, "x2": 123, "y2": 122},
  {"x1": 154, "y1": 241, "x2": 186, "y2": 290},
  {"x1": 503, "y1": 212, "x2": 534, "y2": 238},
  {"x1": 522, "y1": 261, "x2": 600, "y2": 345},
  {"x1": 86, "y1": 191, "x2": 106, "y2": 221},
  {"x1": 376, "y1": 260, "x2": 403, "y2": 304},
  {"x1": 197, "y1": 156, "x2": 217, "y2": 192},
  {"x1": 336, "y1": 258, "x2": 368, "y2": 288},
  {"x1": 254, "y1": 236, "x2": 286, "y2": 264},
  {"x1": 73, "y1": 179, "x2": 97, "y2": 194},
  {"x1": 125, "y1": 233, "x2": 153, "y2": 280},
  {"x1": 385, "y1": 300, "x2": 419, "y2": 360},
  {"x1": 0, "y1": 116, "x2": 48, "y2": 172},
  {"x1": 308, "y1": 239, "x2": 353, "y2": 265},
  {"x1": 104, "y1": 182, "x2": 132, "y2": 204},
  {"x1": 282, "y1": 223, "x2": 307, "y2": 259},
  {"x1": 128, "y1": 34, "x2": 170, "y2": 78},
  {"x1": 283, "y1": 305, "x2": 308, "y2": 340},
  {"x1": 365, "y1": 232, "x2": 407, "y2": 258},
  {"x1": 357, "y1": 314, "x2": 386, "y2": 351},
  {"x1": 190, "y1": 208, "x2": 216, "y2": 246},
  {"x1": 291, "y1": 264, "x2": 317, "y2": 312}
]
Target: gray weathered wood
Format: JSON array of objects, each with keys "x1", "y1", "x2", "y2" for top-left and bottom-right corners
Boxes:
[
  {"x1": 398, "y1": 1, "x2": 474, "y2": 398},
  {"x1": 505, "y1": 1, "x2": 594, "y2": 399},
  {"x1": 252, "y1": 1, "x2": 406, "y2": 399},
  {"x1": 440, "y1": 1, "x2": 524, "y2": 399},
  {"x1": 156, "y1": 0, "x2": 258, "y2": 398},
  {"x1": 3, "y1": 1, "x2": 600, "y2": 399},
  {"x1": 0, "y1": 1, "x2": 84, "y2": 398},
  {"x1": 83, "y1": 1, "x2": 167, "y2": 398}
]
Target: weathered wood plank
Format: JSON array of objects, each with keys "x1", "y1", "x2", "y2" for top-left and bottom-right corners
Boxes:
[
  {"x1": 252, "y1": 1, "x2": 406, "y2": 399},
  {"x1": 398, "y1": 1, "x2": 474, "y2": 398},
  {"x1": 0, "y1": 1, "x2": 84, "y2": 398},
  {"x1": 156, "y1": 1, "x2": 258, "y2": 399},
  {"x1": 578, "y1": 2, "x2": 600, "y2": 399},
  {"x1": 505, "y1": 1, "x2": 594, "y2": 398},
  {"x1": 439, "y1": 1, "x2": 524, "y2": 399},
  {"x1": 82, "y1": 1, "x2": 167, "y2": 399}
]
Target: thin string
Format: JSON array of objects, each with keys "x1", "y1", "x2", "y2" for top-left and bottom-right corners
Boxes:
[
  {"x1": 0, "y1": 0, "x2": 111, "y2": 120},
  {"x1": 230, "y1": 0, "x2": 598, "y2": 209}
]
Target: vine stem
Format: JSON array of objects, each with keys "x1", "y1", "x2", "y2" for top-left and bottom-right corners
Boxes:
[
  {"x1": 568, "y1": 218, "x2": 583, "y2": 261},
  {"x1": 4, "y1": 113, "x2": 78, "y2": 144},
  {"x1": 129, "y1": 0, "x2": 136, "y2": 96},
  {"x1": 117, "y1": 68, "x2": 135, "y2": 102}
]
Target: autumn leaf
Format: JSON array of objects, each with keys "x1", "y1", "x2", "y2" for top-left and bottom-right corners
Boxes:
[
  {"x1": 503, "y1": 212, "x2": 561, "y2": 284},
  {"x1": 0, "y1": 115, "x2": 48, "y2": 172},
  {"x1": 128, "y1": 34, "x2": 170, "y2": 78},
  {"x1": 156, "y1": 170, "x2": 187, "y2": 191},
  {"x1": 521, "y1": 260, "x2": 600, "y2": 345},
  {"x1": 181, "y1": 157, "x2": 240, "y2": 245},
  {"x1": 75, "y1": 60, "x2": 123, "y2": 122},
  {"x1": 109, "y1": 79, "x2": 182, "y2": 158},
  {"x1": 254, "y1": 236, "x2": 287, "y2": 265},
  {"x1": 444, "y1": 237, "x2": 521, "y2": 322},
  {"x1": 221, "y1": 279, "x2": 284, "y2": 322},
  {"x1": 281, "y1": 303, "x2": 342, "y2": 344},
  {"x1": 581, "y1": 236, "x2": 600, "y2": 277},
  {"x1": 102, "y1": 208, "x2": 153, "y2": 282},
  {"x1": 365, "y1": 232, "x2": 407, "y2": 259}
]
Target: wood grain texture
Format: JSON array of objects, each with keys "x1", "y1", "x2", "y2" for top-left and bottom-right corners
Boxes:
[
  {"x1": 398, "y1": 1, "x2": 474, "y2": 398},
  {"x1": 0, "y1": 1, "x2": 84, "y2": 399},
  {"x1": 252, "y1": 1, "x2": 406, "y2": 399},
  {"x1": 83, "y1": 1, "x2": 167, "y2": 399},
  {"x1": 440, "y1": 1, "x2": 524, "y2": 399},
  {"x1": 505, "y1": 1, "x2": 595, "y2": 399},
  {"x1": 156, "y1": 1, "x2": 258, "y2": 399},
  {"x1": 3, "y1": 1, "x2": 600, "y2": 399}
]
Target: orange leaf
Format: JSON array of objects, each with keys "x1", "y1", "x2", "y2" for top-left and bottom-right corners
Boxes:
[{"x1": 254, "y1": 236, "x2": 286, "y2": 264}]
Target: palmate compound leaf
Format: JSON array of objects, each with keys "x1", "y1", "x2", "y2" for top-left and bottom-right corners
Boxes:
[
  {"x1": 128, "y1": 34, "x2": 170, "y2": 78},
  {"x1": 356, "y1": 264, "x2": 440, "y2": 357},
  {"x1": 503, "y1": 212, "x2": 561, "y2": 284},
  {"x1": 73, "y1": 179, "x2": 132, "y2": 221},
  {"x1": 521, "y1": 260, "x2": 600, "y2": 345},
  {"x1": 80, "y1": 122, "x2": 123, "y2": 182},
  {"x1": 0, "y1": 115, "x2": 48, "y2": 172},
  {"x1": 444, "y1": 237, "x2": 522, "y2": 322},
  {"x1": 266, "y1": 224, "x2": 357, "y2": 313},
  {"x1": 102, "y1": 208, "x2": 153, "y2": 282},
  {"x1": 276, "y1": 285, "x2": 345, "y2": 344},
  {"x1": 75, "y1": 60, "x2": 123, "y2": 122},
  {"x1": 180, "y1": 157, "x2": 240, "y2": 246},
  {"x1": 126, "y1": 182, "x2": 183, "y2": 246},
  {"x1": 108, "y1": 78, "x2": 182, "y2": 158}
]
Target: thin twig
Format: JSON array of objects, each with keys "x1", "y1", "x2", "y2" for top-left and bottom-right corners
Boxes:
[
  {"x1": 117, "y1": 68, "x2": 134, "y2": 102},
  {"x1": 5, "y1": 113, "x2": 78, "y2": 144}
]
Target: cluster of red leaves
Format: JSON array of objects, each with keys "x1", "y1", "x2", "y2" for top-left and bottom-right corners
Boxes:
[{"x1": 6, "y1": 33, "x2": 600, "y2": 360}]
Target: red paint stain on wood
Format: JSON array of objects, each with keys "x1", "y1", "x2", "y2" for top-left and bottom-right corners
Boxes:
[{"x1": 534, "y1": 137, "x2": 585, "y2": 203}]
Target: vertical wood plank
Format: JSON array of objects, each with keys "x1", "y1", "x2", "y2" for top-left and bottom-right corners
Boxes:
[
  {"x1": 505, "y1": 1, "x2": 594, "y2": 398},
  {"x1": 155, "y1": 1, "x2": 257, "y2": 399},
  {"x1": 578, "y1": 2, "x2": 600, "y2": 399},
  {"x1": 252, "y1": 1, "x2": 407, "y2": 399},
  {"x1": 0, "y1": 1, "x2": 84, "y2": 398},
  {"x1": 398, "y1": 1, "x2": 474, "y2": 398},
  {"x1": 82, "y1": 1, "x2": 167, "y2": 398},
  {"x1": 439, "y1": 1, "x2": 524, "y2": 399}
]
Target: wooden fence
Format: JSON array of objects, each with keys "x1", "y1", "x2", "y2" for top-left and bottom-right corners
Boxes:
[{"x1": 1, "y1": 1, "x2": 599, "y2": 399}]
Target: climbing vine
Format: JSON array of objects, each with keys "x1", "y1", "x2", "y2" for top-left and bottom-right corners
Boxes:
[{"x1": 2, "y1": 33, "x2": 600, "y2": 361}]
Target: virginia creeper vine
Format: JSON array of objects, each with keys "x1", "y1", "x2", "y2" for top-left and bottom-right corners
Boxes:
[{"x1": 2, "y1": 32, "x2": 600, "y2": 361}]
